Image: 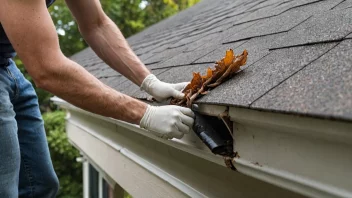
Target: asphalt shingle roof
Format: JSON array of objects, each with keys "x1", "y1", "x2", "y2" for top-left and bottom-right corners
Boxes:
[
  {"x1": 252, "y1": 40, "x2": 352, "y2": 119},
  {"x1": 71, "y1": 0, "x2": 352, "y2": 122}
]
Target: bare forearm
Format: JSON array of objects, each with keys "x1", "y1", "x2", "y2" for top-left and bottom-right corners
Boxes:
[
  {"x1": 81, "y1": 18, "x2": 150, "y2": 86},
  {"x1": 0, "y1": 0, "x2": 147, "y2": 125},
  {"x1": 39, "y1": 57, "x2": 147, "y2": 124}
]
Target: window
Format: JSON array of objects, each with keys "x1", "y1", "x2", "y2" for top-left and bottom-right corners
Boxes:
[
  {"x1": 84, "y1": 161, "x2": 131, "y2": 198},
  {"x1": 89, "y1": 164, "x2": 99, "y2": 198}
]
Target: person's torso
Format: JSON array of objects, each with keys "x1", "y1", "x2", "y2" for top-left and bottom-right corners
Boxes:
[{"x1": 0, "y1": 0, "x2": 56, "y2": 58}]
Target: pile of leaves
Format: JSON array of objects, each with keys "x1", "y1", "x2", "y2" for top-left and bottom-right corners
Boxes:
[{"x1": 171, "y1": 49, "x2": 248, "y2": 107}]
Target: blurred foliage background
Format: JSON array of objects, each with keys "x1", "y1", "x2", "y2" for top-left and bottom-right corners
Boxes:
[{"x1": 15, "y1": 0, "x2": 199, "y2": 197}]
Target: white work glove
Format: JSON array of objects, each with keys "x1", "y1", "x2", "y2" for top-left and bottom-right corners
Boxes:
[
  {"x1": 140, "y1": 105, "x2": 195, "y2": 139},
  {"x1": 141, "y1": 74, "x2": 189, "y2": 102}
]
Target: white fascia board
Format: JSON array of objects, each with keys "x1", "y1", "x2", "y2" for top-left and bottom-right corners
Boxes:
[
  {"x1": 65, "y1": 111, "x2": 303, "y2": 198},
  {"x1": 229, "y1": 107, "x2": 352, "y2": 198}
]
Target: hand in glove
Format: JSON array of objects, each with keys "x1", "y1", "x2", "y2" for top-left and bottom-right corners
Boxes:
[
  {"x1": 140, "y1": 105, "x2": 195, "y2": 139},
  {"x1": 141, "y1": 74, "x2": 188, "y2": 102}
]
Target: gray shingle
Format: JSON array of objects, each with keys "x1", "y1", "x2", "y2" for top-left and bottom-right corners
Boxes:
[
  {"x1": 238, "y1": 0, "x2": 270, "y2": 13},
  {"x1": 143, "y1": 46, "x2": 187, "y2": 67},
  {"x1": 223, "y1": 0, "x2": 343, "y2": 43},
  {"x1": 133, "y1": 31, "x2": 189, "y2": 55},
  {"x1": 170, "y1": 20, "x2": 256, "y2": 51},
  {"x1": 100, "y1": 75, "x2": 129, "y2": 90},
  {"x1": 182, "y1": 33, "x2": 219, "y2": 52},
  {"x1": 158, "y1": 46, "x2": 219, "y2": 68},
  {"x1": 167, "y1": 34, "x2": 205, "y2": 49},
  {"x1": 138, "y1": 53, "x2": 155, "y2": 62},
  {"x1": 333, "y1": 0, "x2": 352, "y2": 10},
  {"x1": 190, "y1": 10, "x2": 233, "y2": 30},
  {"x1": 197, "y1": 32, "x2": 287, "y2": 67},
  {"x1": 231, "y1": 3, "x2": 281, "y2": 25},
  {"x1": 246, "y1": 0, "x2": 282, "y2": 12},
  {"x1": 187, "y1": 21, "x2": 233, "y2": 38},
  {"x1": 136, "y1": 40, "x2": 162, "y2": 51},
  {"x1": 73, "y1": 55, "x2": 103, "y2": 69},
  {"x1": 252, "y1": 40, "x2": 352, "y2": 120},
  {"x1": 218, "y1": 21, "x2": 258, "y2": 43},
  {"x1": 194, "y1": 41, "x2": 247, "y2": 63},
  {"x1": 147, "y1": 43, "x2": 170, "y2": 54},
  {"x1": 233, "y1": 0, "x2": 321, "y2": 25},
  {"x1": 213, "y1": 14, "x2": 246, "y2": 29},
  {"x1": 134, "y1": 42, "x2": 162, "y2": 56},
  {"x1": 271, "y1": 8, "x2": 352, "y2": 49},
  {"x1": 84, "y1": 61, "x2": 106, "y2": 72},
  {"x1": 196, "y1": 43, "x2": 337, "y2": 107},
  {"x1": 96, "y1": 67, "x2": 120, "y2": 79}
]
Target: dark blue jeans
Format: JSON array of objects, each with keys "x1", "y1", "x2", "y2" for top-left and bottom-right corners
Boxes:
[{"x1": 0, "y1": 58, "x2": 59, "y2": 198}]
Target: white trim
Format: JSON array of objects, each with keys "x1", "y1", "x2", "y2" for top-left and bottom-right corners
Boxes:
[
  {"x1": 66, "y1": 118, "x2": 206, "y2": 198},
  {"x1": 83, "y1": 161, "x2": 89, "y2": 198},
  {"x1": 98, "y1": 172, "x2": 103, "y2": 198}
]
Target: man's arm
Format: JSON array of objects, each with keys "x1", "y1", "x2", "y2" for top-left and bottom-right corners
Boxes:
[
  {"x1": 65, "y1": 0, "x2": 188, "y2": 102},
  {"x1": 0, "y1": 0, "x2": 146, "y2": 124},
  {"x1": 0, "y1": 0, "x2": 194, "y2": 139},
  {"x1": 65, "y1": 0, "x2": 149, "y2": 86}
]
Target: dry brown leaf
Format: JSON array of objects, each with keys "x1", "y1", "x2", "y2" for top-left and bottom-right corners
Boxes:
[
  {"x1": 223, "y1": 49, "x2": 235, "y2": 66},
  {"x1": 170, "y1": 49, "x2": 248, "y2": 107},
  {"x1": 190, "y1": 72, "x2": 202, "y2": 91},
  {"x1": 202, "y1": 67, "x2": 213, "y2": 81}
]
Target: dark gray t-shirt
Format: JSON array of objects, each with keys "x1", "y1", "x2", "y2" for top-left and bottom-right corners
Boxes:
[{"x1": 0, "y1": 0, "x2": 56, "y2": 57}]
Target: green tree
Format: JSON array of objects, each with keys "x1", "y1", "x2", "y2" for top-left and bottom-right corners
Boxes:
[{"x1": 50, "y1": 1, "x2": 86, "y2": 56}]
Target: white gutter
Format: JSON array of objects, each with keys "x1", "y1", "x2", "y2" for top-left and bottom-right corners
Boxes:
[
  {"x1": 53, "y1": 96, "x2": 352, "y2": 198},
  {"x1": 52, "y1": 96, "x2": 224, "y2": 167}
]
